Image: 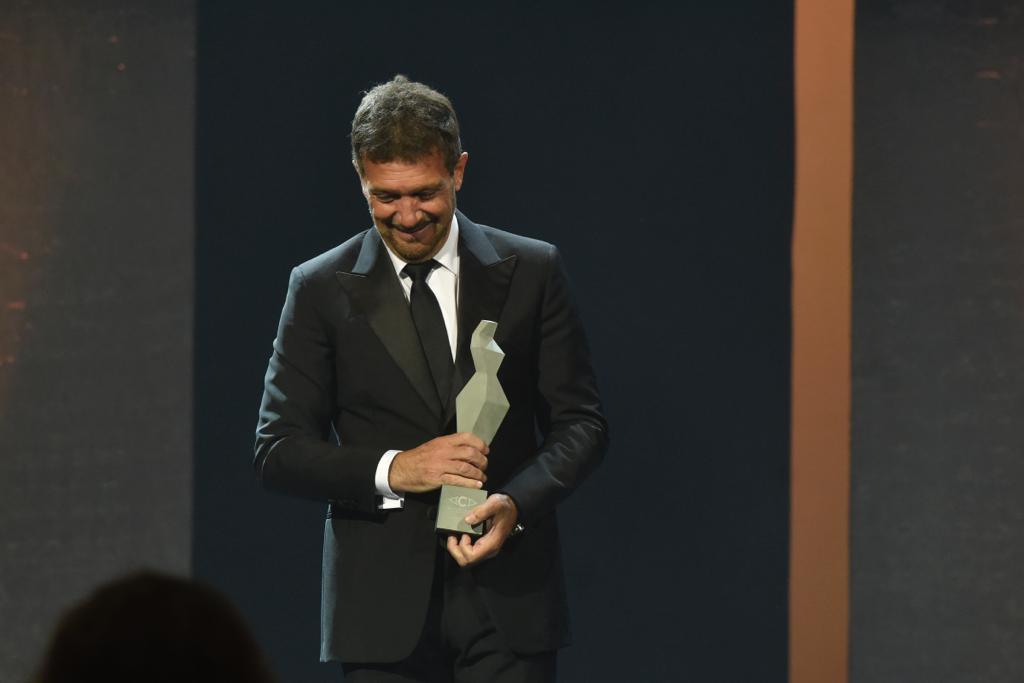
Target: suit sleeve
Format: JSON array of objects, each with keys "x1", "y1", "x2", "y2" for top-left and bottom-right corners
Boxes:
[
  {"x1": 498, "y1": 245, "x2": 609, "y2": 524},
  {"x1": 253, "y1": 266, "x2": 382, "y2": 514}
]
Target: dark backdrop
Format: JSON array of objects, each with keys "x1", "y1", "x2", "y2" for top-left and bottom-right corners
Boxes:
[{"x1": 194, "y1": 3, "x2": 793, "y2": 681}]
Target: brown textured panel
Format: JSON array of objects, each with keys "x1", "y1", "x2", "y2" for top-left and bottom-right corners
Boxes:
[{"x1": 791, "y1": 0, "x2": 854, "y2": 681}]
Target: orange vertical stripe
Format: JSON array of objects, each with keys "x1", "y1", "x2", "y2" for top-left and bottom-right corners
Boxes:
[{"x1": 790, "y1": 1, "x2": 854, "y2": 682}]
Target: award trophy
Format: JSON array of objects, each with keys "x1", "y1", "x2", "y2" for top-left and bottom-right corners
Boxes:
[{"x1": 435, "y1": 320, "x2": 509, "y2": 537}]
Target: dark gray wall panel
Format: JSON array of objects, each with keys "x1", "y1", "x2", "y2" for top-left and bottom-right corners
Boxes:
[
  {"x1": 852, "y1": 2, "x2": 1024, "y2": 681},
  {"x1": 0, "y1": 3, "x2": 194, "y2": 680}
]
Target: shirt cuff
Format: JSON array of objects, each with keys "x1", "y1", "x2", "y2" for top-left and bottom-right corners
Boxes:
[{"x1": 375, "y1": 450, "x2": 405, "y2": 510}]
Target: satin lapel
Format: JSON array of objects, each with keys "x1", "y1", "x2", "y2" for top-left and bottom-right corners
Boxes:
[
  {"x1": 443, "y1": 213, "x2": 518, "y2": 426},
  {"x1": 335, "y1": 230, "x2": 442, "y2": 418}
]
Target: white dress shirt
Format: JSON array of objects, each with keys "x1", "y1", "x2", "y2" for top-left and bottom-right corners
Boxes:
[{"x1": 373, "y1": 214, "x2": 460, "y2": 509}]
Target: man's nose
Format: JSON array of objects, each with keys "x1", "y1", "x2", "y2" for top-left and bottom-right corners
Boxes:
[{"x1": 393, "y1": 198, "x2": 422, "y2": 227}]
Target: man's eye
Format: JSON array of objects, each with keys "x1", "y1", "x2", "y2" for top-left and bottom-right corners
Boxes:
[
  {"x1": 375, "y1": 195, "x2": 396, "y2": 203},
  {"x1": 417, "y1": 192, "x2": 437, "y2": 201}
]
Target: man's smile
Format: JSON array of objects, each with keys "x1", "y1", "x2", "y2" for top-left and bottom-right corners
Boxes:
[{"x1": 391, "y1": 219, "x2": 435, "y2": 236}]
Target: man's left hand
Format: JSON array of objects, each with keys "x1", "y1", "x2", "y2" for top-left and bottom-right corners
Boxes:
[{"x1": 446, "y1": 493, "x2": 518, "y2": 567}]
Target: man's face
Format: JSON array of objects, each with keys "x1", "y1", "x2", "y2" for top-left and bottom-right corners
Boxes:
[{"x1": 359, "y1": 151, "x2": 468, "y2": 263}]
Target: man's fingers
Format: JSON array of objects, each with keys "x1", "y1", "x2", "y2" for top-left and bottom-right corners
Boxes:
[
  {"x1": 468, "y1": 530, "x2": 499, "y2": 561},
  {"x1": 453, "y1": 445, "x2": 488, "y2": 471},
  {"x1": 459, "y1": 533, "x2": 474, "y2": 554},
  {"x1": 452, "y1": 461, "x2": 486, "y2": 482},
  {"x1": 448, "y1": 529, "x2": 504, "y2": 568},
  {"x1": 439, "y1": 459, "x2": 491, "y2": 487},
  {"x1": 446, "y1": 535, "x2": 468, "y2": 566},
  {"x1": 464, "y1": 497, "x2": 500, "y2": 525},
  {"x1": 450, "y1": 432, "x2": 489, "y2": 455},
  {"x1": 464, "y1": 527, "x2": 506, "y2": 565},
  {"x1": 440, "y1": 474, "x2": 485, "y2": 489}
]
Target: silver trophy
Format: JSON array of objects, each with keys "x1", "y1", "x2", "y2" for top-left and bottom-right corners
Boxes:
[{"x1": 435, "y1": 320, "x2": 509, "y2": 536}]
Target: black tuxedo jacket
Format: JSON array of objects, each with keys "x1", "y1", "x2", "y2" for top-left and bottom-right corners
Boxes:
[{"x1": 254, "y1": 211, "x2": 607, "y2": 663}]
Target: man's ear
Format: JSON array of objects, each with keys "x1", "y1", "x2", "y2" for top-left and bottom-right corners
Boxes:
[{"x1": 453, "y1": 152, "x2": 469, "y2": 192}]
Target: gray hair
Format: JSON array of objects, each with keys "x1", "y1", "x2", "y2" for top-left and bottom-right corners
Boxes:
[{"x1": 350, "y1": 75, "x2": 462, "y2": 174}]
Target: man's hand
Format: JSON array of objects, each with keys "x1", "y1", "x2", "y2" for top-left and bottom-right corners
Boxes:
[
  {"x1": 388, "y1": 432, "x2": 489, "y2": 493},
  {"x1": 446, "y1": 493, "x2": 518, "y2": 567}
]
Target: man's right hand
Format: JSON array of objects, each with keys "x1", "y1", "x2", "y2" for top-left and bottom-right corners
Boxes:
[{"x1": 388, "y1": 432, "x2": 489, "y2": 493}]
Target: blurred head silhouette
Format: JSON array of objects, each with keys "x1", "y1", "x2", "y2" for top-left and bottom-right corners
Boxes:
[{"x1": 34, "y1": 570, "x2": 275, "y2": 683}]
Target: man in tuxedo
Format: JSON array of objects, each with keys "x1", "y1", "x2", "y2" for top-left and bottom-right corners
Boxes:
[{"x1": 255, "y1": 75, "x2": 607, "y2": 682}]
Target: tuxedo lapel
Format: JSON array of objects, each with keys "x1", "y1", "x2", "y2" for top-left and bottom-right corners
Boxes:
[
  {"x1": 336, "y1": 229, "x2": 443, "y2": 418},
  {"x1": 444, "y1": 212, "x2": 518, "y2": 426}
]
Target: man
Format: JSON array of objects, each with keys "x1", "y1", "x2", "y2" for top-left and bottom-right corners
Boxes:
[{"x1": 255, "y1": 75, "x2": 607, "y2": 682}]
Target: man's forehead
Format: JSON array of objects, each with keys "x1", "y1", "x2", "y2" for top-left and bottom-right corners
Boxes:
[
  {"x1": 362, "y1": 149, "x2": 447, "y2": 171},
  {"x1": 361, "y1": 154, "x2": 452, "y2": 190}
]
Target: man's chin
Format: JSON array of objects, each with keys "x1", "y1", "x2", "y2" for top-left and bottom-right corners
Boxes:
[
  {"x1": 379, "y1": 234, "x2": 427, "y2": 262},
  {"x1": 395, "y1": 245, "x2": 432, "y2": 262}
]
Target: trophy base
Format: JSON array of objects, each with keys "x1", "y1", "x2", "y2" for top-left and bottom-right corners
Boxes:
[{"x1": 435, "y1": 484, "x2": 488, "y2": 536}]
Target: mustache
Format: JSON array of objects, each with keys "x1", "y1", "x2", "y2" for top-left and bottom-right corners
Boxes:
[{"x1": 388, "y1": 214, "x2": 437, "y2": 234}]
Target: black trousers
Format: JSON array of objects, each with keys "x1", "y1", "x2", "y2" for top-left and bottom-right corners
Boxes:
[{"x1": 342, "y1": 544, "x2": 556, "y2": 683}]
